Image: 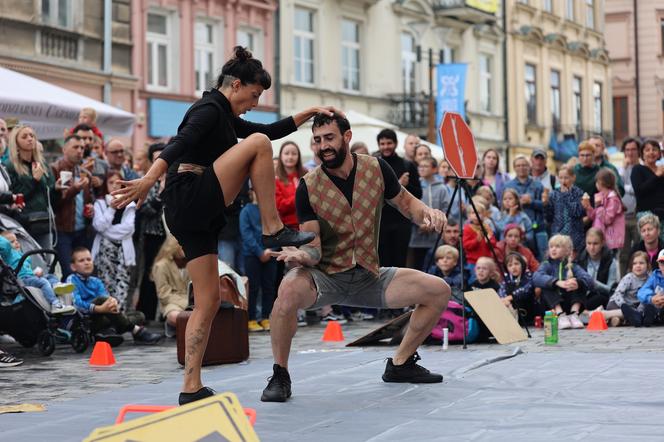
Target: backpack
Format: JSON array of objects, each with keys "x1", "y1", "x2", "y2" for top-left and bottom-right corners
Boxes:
[{"x1": 430, "y1": 300, "x2": 480, "y2": 344}]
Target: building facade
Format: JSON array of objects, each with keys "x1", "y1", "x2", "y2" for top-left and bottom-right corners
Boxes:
[
  {"x1": 131, "y1": 0, "x2": 279, "y2": 149},
  {"x1": 605, "y1": 0, "x2": 664, "y2": 142},
  {"x1": 278, "y1": 0, "x2": 505, "y2": 152},
  {"x1": 505, "y1": 0, "x2": 612, "y2": 160},
  {"x1": 0, "y1": 0, "x2": 136, "y2": 135}
]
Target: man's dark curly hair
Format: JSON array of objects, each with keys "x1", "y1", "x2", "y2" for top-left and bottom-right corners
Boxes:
[{"x1": 312, "y1": 113, "x2": 350, "y2": 134}]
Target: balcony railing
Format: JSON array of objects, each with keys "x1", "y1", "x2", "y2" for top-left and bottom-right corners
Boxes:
[
  {"x1": 40, "y1": 29, "x2": 78, "y2": 60},
  {"x1": 387, "y1": 93, "x2": 431, "y2": 130}
]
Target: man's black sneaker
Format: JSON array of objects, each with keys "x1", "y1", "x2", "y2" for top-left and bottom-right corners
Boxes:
[
  {"x1": 382, "y1": 352, "x2": 443, "y2": 384},
  {"x1": 133, "y1": 327, "x2": 163, "y2": 345},
  {"x1": 261, "y1": 364, "x2": 292, "y2": 402},
  {"x1": 94, "y1": 328, "x2": 124, "y2": 347},
  {"x1": 621, "y1": 304, "x2": 643, "y2": 327},
  {"x1": 643, "y1": 304, "x2": 658, "y2": 327},
  {"x1": 262, "y1": 227, "x2": 315, "y2": 248},
  {"x1": 179, "y1": 386, "x2": 216, "y2": 405}
]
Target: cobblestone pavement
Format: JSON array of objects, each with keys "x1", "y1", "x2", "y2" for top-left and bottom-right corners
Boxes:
[{"x1": 2, "y1": 317, "x2": 664, "y2": 407}]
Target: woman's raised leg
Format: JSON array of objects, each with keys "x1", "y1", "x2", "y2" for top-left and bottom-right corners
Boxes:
[{"x1": 212, "y1": 133, "x2": 313, "y2": 247}]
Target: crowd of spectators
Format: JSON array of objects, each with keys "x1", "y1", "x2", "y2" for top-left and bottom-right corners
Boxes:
[{"x1": 1, "y1": 107, "x2": 664, "y2": 367}]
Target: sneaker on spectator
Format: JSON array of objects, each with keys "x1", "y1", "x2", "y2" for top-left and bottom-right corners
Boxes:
[
  {"x1": 51, "y1": 303, "x2": 76, "y2": 315},
  {"x1": 53, "y1": 282, "x2": 75, "y2": 296},
  {"x1": 132, "y1": 327, "x2": 163, "y2": 345},
  {"x1": 608, "y1": 317, "x2": 622, "y2": 327},
  {"x1": 0, "y1": 350, "x2": 23, "y2": 368},
  {"x1": 568, "y1": 313, "x2": 584, "y2": 329},
  {"x1": 352, "y1": 312, "x2": 375, "y2": 321},
  {"x1": 259, "y1": 319, "x2": 270, "y2": 332},
  {"x1": 297, "y1": 309, "x2": 307, "y2": 327},
  {"x1": 557, "y1": 314, "x2": 572, "y2": 330},
  {"x1": 164, "y1": 321, "x2": 176, "y2": 338},
  {"x1": 320, "y1": 313, "x2": 347, "y2": 325},
  {"x1": 248, "y1": 320, "x2": 264, "y2": 332}
]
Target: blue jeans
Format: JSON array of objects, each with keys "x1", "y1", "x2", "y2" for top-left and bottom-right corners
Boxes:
[
  {"x1": 218, "y1": 238, "x2": 244, "y2": 275},
  {"x1": 56, "y1": 230, "x2": 91, "y2": 280},
  {"x1": 22, "y1": 275, "x2": 59, "y2": 306},
  {"x1": 243, "y1": 254, "x2": 277, "y2": 321}
]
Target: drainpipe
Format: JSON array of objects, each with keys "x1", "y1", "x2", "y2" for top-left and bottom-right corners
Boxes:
[
  {"x1": 633, "y1": 0, "x2": 640, "y2": 136},
  {"x1": 274, "y1": 7, "x2": 281, "y2": 118},
  {"x1": 103, "y1": 0, "x2": 112, "y2": 104},
  {"x1": 502, "y1": 0, "x2": 509, "y2": 165}
]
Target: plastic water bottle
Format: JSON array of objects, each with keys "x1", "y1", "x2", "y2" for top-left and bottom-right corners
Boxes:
[
  {"x1": 442, "y1": 328, "x2": 449, "y2": 350},
  {"x1": 544, "y1": 311, "x2": 558, "y2": 345}
]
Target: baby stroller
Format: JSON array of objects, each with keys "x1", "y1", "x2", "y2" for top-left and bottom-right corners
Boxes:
[{"x1": 0, "y1": 220, "x2": 91, "y2": 356}]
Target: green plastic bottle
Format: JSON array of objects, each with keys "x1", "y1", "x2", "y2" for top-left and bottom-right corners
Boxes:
[{"x1": 544, "y1": 311, "x2": 558, "y2": 345}]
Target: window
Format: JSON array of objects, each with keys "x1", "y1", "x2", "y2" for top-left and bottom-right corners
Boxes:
[
  {"x1": 146, "y1": 12, "x2": 172, "y2": 90},
  {"x1": 593, "y1": 82, "x2": 602, "y2": 132},
  {"x1": 195, "y1": 21, "x2": 217, "y2": 95},
  {"x1": 341, "y1": 19, "x2": 360, "y2": 92},
  {"x1": 585, "y1": 0, "x2": 594, "y2": 29},
  {"x1": 566, "y1": 0, "x2": 574, "y2": 21},
  {"x1": 613, "y1": 96, "x2": 628, "y2": 142},
  {"x1": 237, "y1": 27, "x2": 263, "y2": 60},
  {"x1": 572, "y1": 76, "x2": 582, "y2": 129},
  {"x1": 440, "y1": 47, "x2": 455, "y2": 64},
  {"x1": 42, "y1": 0, "x2": 73, "y2": 28},
  {"x1": 525, "y1": 64, "x2": 537, "y2": 125},
  {"x1": 294, "y1": 8, "x2": 315, "y2": 85},
  {"x1": 543, "y1": 0, "x2": 553, "y2": 13},
  {"x1": 401, "y1": 33, "x2": 417, "y2": 95},
  {"x1": 479, "y1": 54, "x2": 492, "y2": 112},
  {"x1": 550, "y1": 70, "x2": 561, "y2": 130}
]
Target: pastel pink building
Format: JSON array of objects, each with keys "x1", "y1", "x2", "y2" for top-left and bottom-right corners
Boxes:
[{"x1": 131, "y1": 0, "x2": 279, "y2": 149}]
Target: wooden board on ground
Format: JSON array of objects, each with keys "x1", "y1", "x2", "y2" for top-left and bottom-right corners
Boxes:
[
  {"x1": 464, "y1": 289, "x2": 527, "y2": 344},
  {"x1": 346, "y1": 311, "x2": 412, "y2": 347}
]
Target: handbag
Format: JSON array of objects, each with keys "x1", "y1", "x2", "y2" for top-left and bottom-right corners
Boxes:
[{"x1": 22, "y1": 211, "x2": 51, "y2": 235}]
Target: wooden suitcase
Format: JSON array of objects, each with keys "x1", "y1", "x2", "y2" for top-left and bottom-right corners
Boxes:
[{"x1": 176, "y1": 306, "x2": 249, "y2": 366}]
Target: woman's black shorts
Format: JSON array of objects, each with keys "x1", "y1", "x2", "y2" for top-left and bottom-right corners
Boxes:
[{"x1": 163, "y1": 168, "x2": 226, "y2": 261}]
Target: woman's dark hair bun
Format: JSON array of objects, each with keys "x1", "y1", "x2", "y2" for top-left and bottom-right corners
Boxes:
[{"x1": 233, "y1": 46, "x2": 252, "y2": 62}]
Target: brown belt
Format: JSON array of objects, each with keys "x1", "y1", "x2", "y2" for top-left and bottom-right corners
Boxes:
[{"x1": 177, "y1": 163, "x2": 206, "y2": 175}]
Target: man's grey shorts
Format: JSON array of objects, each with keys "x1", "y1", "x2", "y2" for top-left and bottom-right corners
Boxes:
[{"x1": 300, "y1": 266, "x2": 398, "y2": 310}]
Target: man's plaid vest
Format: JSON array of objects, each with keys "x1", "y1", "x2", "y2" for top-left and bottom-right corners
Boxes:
[{"x1": 303, "y1": 155, "x2": 384, "y2": 276}]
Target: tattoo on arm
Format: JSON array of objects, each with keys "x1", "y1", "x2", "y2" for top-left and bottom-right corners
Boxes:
[
  {"x1": 386, "y1": 187, "x2": 414, "y2": 221},
  {"x1": 301, "y1": 245, "x2": 321, "y2": 263}
]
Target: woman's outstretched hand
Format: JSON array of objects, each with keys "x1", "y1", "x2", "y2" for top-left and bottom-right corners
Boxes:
[{"x1": 111, "y1": 177, "x2": 154, "y2": 209}]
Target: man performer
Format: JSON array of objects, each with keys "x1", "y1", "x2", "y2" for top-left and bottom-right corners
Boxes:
[{"x1": 261, "y1": 113, "x2": 451, "y2": 402}]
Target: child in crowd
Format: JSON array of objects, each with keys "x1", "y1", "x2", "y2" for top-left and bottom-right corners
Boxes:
[
  {"x1": 240, "y1": 185, "x2": 277, "y2": 332},
  {"x1": 68, "y1": 247, "x2": 161, "y2": 345},
  {"x1": 496, "y1": 188, "x2": 534, "y2": 243},
  {"x1": 498, "y1": 252, "x2": 538, "y2": 322},
  {"x1": 152, "y1": 236, "x2": 190, "y2": 338},
  {"x1": 533, "y1": 234, "x2": 594, "y2": 329},
  {"x1": 0, "y1": 230, "x2": 75, "y2": 314},
  {"x1": 67, "y1": 107, "x2": 104, "y2": 139},
  {"x1": 469, "y1": 257, "x2": 500, "y2": 291},
  {"x1": 605, "y1": 251, "x2": 650, "y2": 326},
  {"x1": 410, "y1": 157, "x2": 451, "y2": 271},
  {"x1": 421, "y1": 219, "x2": 462, "y2": 272},
  {"x1": 583, "y1": 168, "x2": 625, "y2": 256},
  {"x1": 92, "y1": 171, "x2": 137, "y2": 312},
  {"x1": 576, "y1": 228, "x2": 618, "y2": 310},
  {"x1": 475, "y1": 186, "x2": 500, "y2": 220},
  {"x1": 495, "y1": 224, "x2": 539, "y2": 273},
  {"x1": 429, "y1": 245, "x2": 465, "y2": 301},
  {"x1": 462, "y1": 199, "x2": 497, "y2": 282},
  {"x1": 544, "y1": 164, "x2": 586, "y2": 253},
  {"x1": 626, "y1": 249, "x2": 664, "y2": 327}
]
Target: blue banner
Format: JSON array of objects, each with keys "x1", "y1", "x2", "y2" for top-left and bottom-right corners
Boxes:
[{"x1": 436, "y1": 63, "x2": 467, "y2": 143}]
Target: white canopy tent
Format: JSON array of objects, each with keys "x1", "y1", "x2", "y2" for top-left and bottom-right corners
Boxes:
[
  {"x1": 0, "y1": 67, "x2": 135, "y2": 139},
  {"x1": 270, "y1": 110, "x2": 443, "y2": 160}
]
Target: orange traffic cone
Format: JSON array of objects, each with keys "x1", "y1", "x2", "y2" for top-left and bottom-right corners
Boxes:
[
  {"x1": 322, "y1": 321, "x2": 344, "y2": 342},
  {"x1": 89, "y1": 341, "x2": 116, "y2": 366},
  {"x1": 586, "y1": 311, "x2": 608, "y2": 331}
]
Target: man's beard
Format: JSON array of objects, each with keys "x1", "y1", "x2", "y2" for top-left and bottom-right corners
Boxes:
[{"x1": 318, "y1": 144, "x2": 348, "y2": 169}]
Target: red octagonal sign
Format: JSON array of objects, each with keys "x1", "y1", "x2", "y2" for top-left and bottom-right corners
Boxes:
[{"x1": 439, "y1": 112, "x2": 478, "y2": 179}]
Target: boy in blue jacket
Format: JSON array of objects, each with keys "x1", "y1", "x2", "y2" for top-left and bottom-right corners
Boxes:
[
  {"x1": 624, "y1": 249, "x2": 664, "y2": 327},
  {"x1": 67, "y1": 247, "x2": 162, "y2": 346},
  {"x1": 533, "y1": 234, "x2": 594, "y2": 330}
]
